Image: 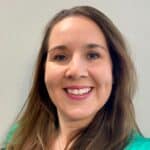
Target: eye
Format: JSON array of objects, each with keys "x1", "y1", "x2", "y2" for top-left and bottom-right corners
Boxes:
[
  {"x1": 53, "y1": 54, "x2": 66, "y2": 61},
  {"x1": 87, "y1": 52, "x2": 100, "y2": 60}
]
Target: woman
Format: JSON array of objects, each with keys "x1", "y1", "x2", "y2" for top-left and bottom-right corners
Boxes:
[{"x1": 5, "y1": 5, "x2": 150, "y2": 150}]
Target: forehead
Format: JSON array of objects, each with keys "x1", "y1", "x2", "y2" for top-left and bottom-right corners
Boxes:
[{"x1": 48, "y1": 16, "x2": 107, "y2": 49}]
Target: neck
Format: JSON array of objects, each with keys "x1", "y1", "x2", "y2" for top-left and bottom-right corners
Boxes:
[{"x1": 57, "y1": 111, "x2": 93, "y2": 148}]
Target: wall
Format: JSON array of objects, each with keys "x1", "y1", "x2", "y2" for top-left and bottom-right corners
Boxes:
[{"x1": 0, "y1": 0, "x2": 150, "y2": 146}]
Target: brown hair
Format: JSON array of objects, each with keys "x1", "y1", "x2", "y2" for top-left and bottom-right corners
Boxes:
[{"x1": 7, "y1": 6, "x2": 140, "y2": 150}]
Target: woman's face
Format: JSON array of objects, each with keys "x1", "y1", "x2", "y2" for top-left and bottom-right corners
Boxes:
[{"x1": 45, "y1": 16, "x2": 113, "y2": 122}]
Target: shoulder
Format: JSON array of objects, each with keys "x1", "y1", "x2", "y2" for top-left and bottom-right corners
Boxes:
[
  {"x1": 125, "y1": 133, "x2": 150, "y2": 150},
  {"x1": 4, "y1": 123, "x2": 18, "y2": 146}
]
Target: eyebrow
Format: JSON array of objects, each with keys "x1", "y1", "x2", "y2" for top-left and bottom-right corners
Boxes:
[
  {"x1": 48, "y1": 45, "x2": 67, "y2": 52},
  {"x1": 85, "y1": 43, "x2": 106, "y2": 50},
  {"x1": 48, "y1": 43, "x2": 107, "y2": 52}
]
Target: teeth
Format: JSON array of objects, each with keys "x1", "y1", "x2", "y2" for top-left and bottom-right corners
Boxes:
[{"x1": 66, "y1": 88, "x2": 91, "y2": 95}]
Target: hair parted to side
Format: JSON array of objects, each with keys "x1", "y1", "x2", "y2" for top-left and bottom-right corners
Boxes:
[{"x1": 7, "y1": 5, "x2": 140, "y2": 150}]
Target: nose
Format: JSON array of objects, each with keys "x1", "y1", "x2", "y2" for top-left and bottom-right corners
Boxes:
[{"x1": 64, "y1": 55, "x2": 88, "y2": 80}]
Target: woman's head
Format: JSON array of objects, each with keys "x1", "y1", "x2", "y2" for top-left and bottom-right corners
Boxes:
[
  {"x1": 8, "y1": 6, "x2": 138, "y2": 150},
  {"x1": 35, "y1": 6, "x2": 136, "y2": 123},
  {"x1": 44, "y1": 15, "x2": 113, "y2": 123}
]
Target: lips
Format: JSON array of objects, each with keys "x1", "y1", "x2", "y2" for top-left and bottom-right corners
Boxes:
[
  {"x1": 66, "y1": 87, "x2": 92, "y2": 95},
  {"x1": 63, "y1": 86, "x2": 93, "y2": 100}
]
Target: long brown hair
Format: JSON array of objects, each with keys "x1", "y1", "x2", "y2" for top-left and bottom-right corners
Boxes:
[{"x1": 7, "y1": 6, "x2": 140, "y2": 150}]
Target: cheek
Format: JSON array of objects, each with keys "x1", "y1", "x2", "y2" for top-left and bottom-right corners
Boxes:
[
  {"x1": 90, "y1": 64, "x2": 113, "y2": 85},
  {"x1": 44, "y1": 64, "x2": 66, "y2": 103},
  {"x1": 91, "y1": 63, "x2": 112, "y2": 96},
  {"x1": 90, "y1": 65, "x2": 113, "y2": 106},
  {"x1": 44, "y1": 63, "x2": 65, "y2": 86}
]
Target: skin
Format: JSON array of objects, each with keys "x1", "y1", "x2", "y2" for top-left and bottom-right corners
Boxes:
[{"x1": 44, "y1": 16, "x2": 113, "y2": 148}]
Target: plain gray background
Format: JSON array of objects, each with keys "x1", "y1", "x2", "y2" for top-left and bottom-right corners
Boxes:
[{"x1": 0, "y1": 0, "x2": 150, "y2": 146}]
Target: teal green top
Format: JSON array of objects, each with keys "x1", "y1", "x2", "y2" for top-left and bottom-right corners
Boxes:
[
  {"x1": 125, "y1": 133, "x2": 150, "y2": 150},
  {"x1": 3, "y1": 123, "x2": 18, "y2": 147},
  {"x1": 3, "y1": 124, "x2": 150, "y2": 150}
]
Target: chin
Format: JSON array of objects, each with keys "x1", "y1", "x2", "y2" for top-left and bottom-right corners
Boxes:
[{"x1": 65, "y1": 109, "x2": 97, "y2": 122}]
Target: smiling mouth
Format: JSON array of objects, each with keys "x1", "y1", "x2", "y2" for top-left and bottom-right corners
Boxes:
[{"x1": 64, "y1": 87, "x2": 93, "y2": 96}]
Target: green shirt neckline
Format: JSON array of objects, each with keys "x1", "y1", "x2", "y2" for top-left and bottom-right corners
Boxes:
[{"x1": 4, "y1": 124, "x2": 150, "y2": 150}]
